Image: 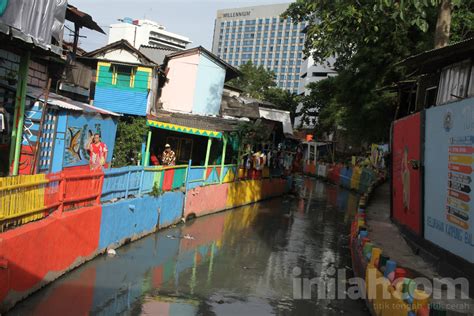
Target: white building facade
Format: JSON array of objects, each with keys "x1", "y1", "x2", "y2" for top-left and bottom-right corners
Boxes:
[
  {"x1": 108, "y1": 18, "x2": 191, "y2": 50},
  {"x1": 295, "y1": 54, "x2": 337, "y2": 128},
  {"x1": 212, "y1": 3, "x2": 306, "y2": 94}
]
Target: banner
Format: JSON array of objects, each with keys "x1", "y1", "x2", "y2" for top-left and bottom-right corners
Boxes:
[
  {"x1": 392, "y1": 113, "x2": 422, "y2": 235},
  {"x1": 425, "y1": 99, "x2": 474, "y2": 263}
]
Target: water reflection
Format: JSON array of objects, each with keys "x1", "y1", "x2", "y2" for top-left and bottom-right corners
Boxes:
[{"x1": 9, "y1": 177, "x2": 368, "y2": 316}]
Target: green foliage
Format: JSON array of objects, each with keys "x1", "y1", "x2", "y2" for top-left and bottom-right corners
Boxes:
[
  {"x1": 228, "y1": 60, "x2": 276, "y2": 99},
  {"x1": 112, "y1": 116, "x2": 148, "y2": 167},
  {"x1": 283, "y1": 0, "x2": 472, "y2": 145},
  {"x1": 234, "y1": 121, "x2": 268, "y2": 148},
  {"x1": 150, "y1": 182, "x2": 163, "y2": 197}
]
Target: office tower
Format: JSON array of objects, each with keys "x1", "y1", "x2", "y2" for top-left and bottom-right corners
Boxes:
[{"x1": 212, "y1": 3, "x2": 306, "y2": 94}]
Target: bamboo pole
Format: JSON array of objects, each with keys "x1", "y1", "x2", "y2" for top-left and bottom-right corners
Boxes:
[{"x1": 10, "y1": 51, "x2": 31, "y2": 175}]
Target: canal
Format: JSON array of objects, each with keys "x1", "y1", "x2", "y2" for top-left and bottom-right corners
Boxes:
[{"x1": 9, "y1": 177, "x2": 369, "y2": 316}]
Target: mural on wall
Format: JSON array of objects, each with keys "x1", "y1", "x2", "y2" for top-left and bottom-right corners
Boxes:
[
  {"x1": 64, "y1": 114, "x2": 117, "y2": 168},
  {"x1": 392, "y1": 112, "x2": 422, "y2": 235},
  {"x1": 425, "y1": 100, "x2": 474, "y2": 263}
]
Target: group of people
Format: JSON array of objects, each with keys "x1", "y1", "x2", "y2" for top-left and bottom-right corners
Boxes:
[{"x1": 240, "y1": 144, "x2": 299, "y2": 179}]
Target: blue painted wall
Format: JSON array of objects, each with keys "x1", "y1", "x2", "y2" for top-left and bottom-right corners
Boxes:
[
  {"x1": 192, "y1": 53, "x2": 226, "y2": 116},
  {"x1": 159, "y1": 191, "x2": 185, "y2": 228},
  {"x1": 98, "y1": 196, "x2": 161, "y2": 249},
  {"x1": 94, "y1": 87, "x2": 149, "y2": 116},
  {"x1": 63, "y1": 113, "x2": 117, "y2": 168},
  {"x1": 51, "y1": 111, "x2": 68, "y2": 172}
]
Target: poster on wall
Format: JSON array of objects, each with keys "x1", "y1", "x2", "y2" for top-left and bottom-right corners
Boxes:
[
  {"x1": 425, "y1": 99, "x2": 474, "y2": 263},
  {"x1": 64, "y1": 113, "x2": 117, "y2": 168},
  {"x1": 392, "y1": 113, "x2": 422, "y2": 235}
]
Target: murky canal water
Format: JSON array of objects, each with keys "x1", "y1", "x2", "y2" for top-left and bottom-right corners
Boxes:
[{"x1": 9, "y1": 177, "x2": 369, "y2": 316}]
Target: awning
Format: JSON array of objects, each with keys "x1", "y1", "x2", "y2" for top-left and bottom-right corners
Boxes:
[{"x1": 147, "y1": 119, "x2": 223, "y2": 139}]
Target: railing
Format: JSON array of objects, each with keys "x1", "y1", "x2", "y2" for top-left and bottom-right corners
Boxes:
[
  {"x1": 0, "y1": 169, "x2": 103, "y2": 231},
  {"x1": 0, "y1": 162, "x2": 285, "y2": 231}
]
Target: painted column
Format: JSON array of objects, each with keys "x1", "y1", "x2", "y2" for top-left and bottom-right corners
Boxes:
[
  {"x1": 144, "y1": 130, "x2": 152, "y2": 167},
  {"x1": 219, "y1": 135, "x2": 228, "y2": 183},
  {"x1": 203, "y1": 137, "x2": 213, "y2": 179},
  {"x1": 10, "y1": 51, "x2": 31, "y2": 175},
  {"x1": 314, "y1": 143, "x2": 318, "y2": 165}
]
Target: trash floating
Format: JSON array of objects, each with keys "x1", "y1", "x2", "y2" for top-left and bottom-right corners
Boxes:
[{"x1": 107, "y1": 249, "x2": 117, "y2": 256}]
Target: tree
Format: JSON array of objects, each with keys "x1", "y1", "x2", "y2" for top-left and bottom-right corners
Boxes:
[
  {"x1": 228, "y1": 60, "x2": 276, "y2": 99},
  {"x1": 113, "y1": 116, "x2": 148, "y2": 167},
  {"x1": 284, "y1": 0, "x2": 471, "y2": 145}
]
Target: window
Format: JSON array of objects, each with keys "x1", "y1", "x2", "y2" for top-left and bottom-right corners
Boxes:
[
  {"x1": 265, "y1": 18, "x2": 270, "y2": 23},
  {"x1": 255, "y1": 47, "x2": 260, "y2": 52},
  {"x1": 275, "y1": 53, "x2": 280, "y2": 59},
  {"x1": 226, "y1": 21, "x2": 231, "y2": 27},
  {"x1": 290, "y1": 53, "x2": 295, "y2": 58},
  {"x1": 270, "y1": 39, "x2": 275, "y2": 44},
  {"x1": 283, "y1": 53, "x2": 288, "y2": 59},
  {"x1": 288, "y1": 75, "x2": 293, "y2": 80},
  {"x1": 278, "y1": 31, "x2": 282, "y2": 37},
  {"x1": 291, "y1": 38, "x2": 297, "y2": 44},
  {"x1": 272, "y1": 18, "x2": 277, "y2": 23},
  {"x1": 285, "y1": 31, "x2": 290, "y2": 37},
  {"x1": 277, "y1": 39, "x2": 282, "y2": 44},
  {"x1": 261, "y1": 53, "x2": 266, "y2": 59},
  {"x1": 114, "y1": 64, "x2": 134, "y2": 88},
  {"x1": 292, "y1": 31, "x2": 297, "y2": 37},
  {"x1": 294, "y1": 82, "x2": 299, "y2": 87},
  {"x1": 312, "y1": 72, "x2": 328, "y2": 77},
  {"x1": 275, "y1": 60, "x2": 279, "y2": 66}
]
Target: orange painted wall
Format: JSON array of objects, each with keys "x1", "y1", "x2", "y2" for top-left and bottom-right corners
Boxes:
[{"x1": 0, "y1": 205, "x2": 101, "y2": 310}]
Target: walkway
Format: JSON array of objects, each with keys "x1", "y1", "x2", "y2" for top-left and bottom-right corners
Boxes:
[{"x1": 366, "y1": 183, "x2": 474, "y2": 315}]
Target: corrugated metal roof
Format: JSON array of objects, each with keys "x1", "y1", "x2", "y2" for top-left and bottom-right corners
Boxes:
[
  {"x1": 139, "y1": 45, "x2": 177, "y2": 65},
  {"x1": 26, "y1": 86, "x2": 121, "y2": 116}
]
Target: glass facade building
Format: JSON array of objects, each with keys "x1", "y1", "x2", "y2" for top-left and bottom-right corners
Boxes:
[{"x1": 212, "y1": 3, "x2": 306, "y2": 94}]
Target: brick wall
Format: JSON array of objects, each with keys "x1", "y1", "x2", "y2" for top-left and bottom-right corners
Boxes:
[{"x1": 0, "y1": 48, "x2": 48, "y2": 88}]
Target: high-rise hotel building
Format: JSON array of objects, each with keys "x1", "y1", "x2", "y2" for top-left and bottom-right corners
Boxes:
[{"x1": 212, "y1": 3, "x2": 306, "y2": 94}]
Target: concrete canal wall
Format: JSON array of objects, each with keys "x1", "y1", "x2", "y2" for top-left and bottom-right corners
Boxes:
[
  {"x1": 304, "y1": 163, "x2": 433, "y2": 315},
  {"x1": 0, "y1": 164, "x2": 292, "y2": 312}
]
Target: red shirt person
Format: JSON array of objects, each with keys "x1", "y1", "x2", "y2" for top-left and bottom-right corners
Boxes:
[{"x1": 86, "y1": 133, "x2": 108, "y2": 170}]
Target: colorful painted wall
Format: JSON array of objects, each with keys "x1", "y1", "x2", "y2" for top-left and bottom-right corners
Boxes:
[
  {"x1": 392, "y1": 112, "x2": 422, "y2": 235},
  {"x1": 94, "y1": 62, "x2": 152, "y2": 116},
  {"x1": 424, "y1": 99, "x2": 474, "y2": 263},
  {"x1": 63, "y1": 112, "x2": 117, "y2": 168},
  {"x1": 192, "y1": 52, "x2": 226, "y2": 116},
  {"x1": 0, "y1": 164, "x2": 291, "y2": 312}
]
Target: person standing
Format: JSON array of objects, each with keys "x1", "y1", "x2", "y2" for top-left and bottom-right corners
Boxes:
[
  {"x1": 161, "y1": 144, "x2": 176, "y2": 166},
  {"x1": 85, "y1": 133, "x2": 108, "y2": 170}
]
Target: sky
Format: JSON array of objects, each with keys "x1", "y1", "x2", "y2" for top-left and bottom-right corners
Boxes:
[{"x1": 69, "y1": 0, "x2": 292, "y2": 52}]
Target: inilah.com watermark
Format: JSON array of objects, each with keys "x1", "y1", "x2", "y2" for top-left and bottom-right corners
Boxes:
[{"x1": 292, "y1": 266, "x2": 470, "y2": 305}]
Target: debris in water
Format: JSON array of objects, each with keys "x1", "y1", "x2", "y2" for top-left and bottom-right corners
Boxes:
[
  {"x1": 166, "y1": 235, "x2": 176, "y2": 239},
  {"x1": 183, "y1": 234, "x2": 194, "y2": 240},
  {"x1": 107, "y1": 249, "x2": 117, "y2": 256}
]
